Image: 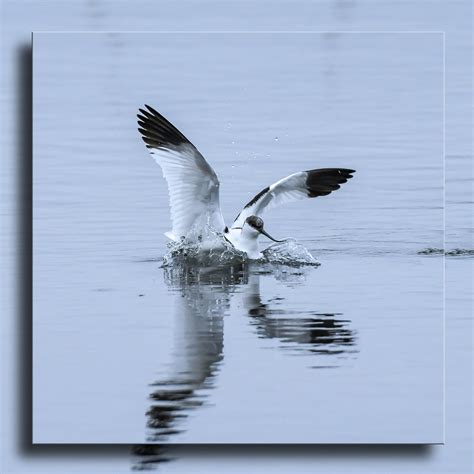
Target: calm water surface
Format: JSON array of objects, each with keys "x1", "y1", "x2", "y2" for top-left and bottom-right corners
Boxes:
[{"x1": 33, "y1": 32, "x2": 445, "y2": 446}]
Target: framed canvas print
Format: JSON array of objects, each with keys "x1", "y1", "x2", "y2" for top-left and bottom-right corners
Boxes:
[{"x1": 33, "y1": 31, "x2": 444, "y2": 444}]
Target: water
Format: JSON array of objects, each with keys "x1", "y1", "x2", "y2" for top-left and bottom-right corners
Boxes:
[
  {"x1": 1, "y1": 1, "x2": 472, "y2": 473},
  {"x1": 31, "y1": 32, "x2": 448, "y2": 445}
]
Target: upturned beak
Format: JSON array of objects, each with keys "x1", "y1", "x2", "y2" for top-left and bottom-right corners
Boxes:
[{"x1": 259, "y1": 228, "x2": 285, "y2": 243}]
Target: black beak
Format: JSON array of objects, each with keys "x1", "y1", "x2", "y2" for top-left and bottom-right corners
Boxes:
[{"x1": 259, "y1": 228, "x2": 285, "y2": 243}]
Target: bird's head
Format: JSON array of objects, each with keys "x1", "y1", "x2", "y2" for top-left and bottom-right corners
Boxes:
[{"x1": 244, "y1": 215, "x2": 283, "y2": 242}]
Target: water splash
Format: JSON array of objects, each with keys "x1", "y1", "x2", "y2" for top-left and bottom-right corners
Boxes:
[
  {"x1": 262, "y1": 239, "x2": 320, "y2": 266},
  {"x1": 162, "y1": 228, "x2": 246, "y2": 268},
  {"x1": 162, "y1": 230, "x2": 319, "y2": 268}
]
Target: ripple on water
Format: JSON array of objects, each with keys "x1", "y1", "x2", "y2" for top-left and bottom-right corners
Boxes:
[{"x1": 418, "y1": 247, "x2": 474, "y2": 257}]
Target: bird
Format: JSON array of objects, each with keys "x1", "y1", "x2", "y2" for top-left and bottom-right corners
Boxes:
[{"x1": 137, "y1": 105, "x2": 355, "y2": 260}]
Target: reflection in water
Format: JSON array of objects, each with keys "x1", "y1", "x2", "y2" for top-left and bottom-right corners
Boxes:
[
  {"x1": 133, "y1": 263, "x2": 356, "y2": 469},
  {"x1": 146, "y1": 264, "x2": 248, "y2": 442},
  {"x1": 133, "y1": 264, "x2": 247, "y2": 470},
  {"x1": 243, "y1": 272, "x2": 357, "y2": 362},
  {"x1": 250, "y1": 311, "x2": 356, "y2": 356},
  {"x1": 131, "y1": 444, "x2": 172, "y2": 471}
]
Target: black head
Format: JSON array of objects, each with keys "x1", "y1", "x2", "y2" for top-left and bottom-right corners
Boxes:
[
  {"x1": 244, "y1": 215, "x2": 284, "y2": 243},
  {"x1": 245, "y1": 215, "x2": 264, "y2": 231}
]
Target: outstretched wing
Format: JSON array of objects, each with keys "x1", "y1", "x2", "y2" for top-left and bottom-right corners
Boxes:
[
  {"x1": 233, "y1": 168, "x2": 355, "y2": 228},
  {"x1": 137, "y1": 105, "x2": 225, "y2": 240}
]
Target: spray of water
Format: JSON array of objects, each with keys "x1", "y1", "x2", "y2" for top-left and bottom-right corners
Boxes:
[{"x1": 162, "y1": 228, "x2": 319, "y2": 268}]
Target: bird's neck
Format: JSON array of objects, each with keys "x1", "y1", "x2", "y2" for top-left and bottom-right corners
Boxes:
[{"x1": 226, "y1": 226, "x2": 261, "y2": 260}]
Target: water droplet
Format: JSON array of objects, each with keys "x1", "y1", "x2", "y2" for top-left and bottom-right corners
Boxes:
[{"x1": 274, "y1": 137, "x2": 279, "y2": 142}]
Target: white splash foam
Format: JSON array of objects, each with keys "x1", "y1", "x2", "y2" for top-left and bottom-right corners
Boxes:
[
  {"x1": 162, "y1": 229, "x2": 319, "y2": 268},
  {"x1": 162, "y1": 228, "x2": 246, "y2": 267},
  {"x1": 261, "y1": 239, "x2": 319, "y2": 266}
]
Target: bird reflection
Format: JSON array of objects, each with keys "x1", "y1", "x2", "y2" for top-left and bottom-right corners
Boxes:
[
  {"x1": 135, "y1": 263, "x2": 356, "y2": 469},
  {"x1": 243, "y1": 272, "x2": 357, "y2": 359},
  {"x1": 145, "y1": 263, "x2": 248, "y2": 443}
]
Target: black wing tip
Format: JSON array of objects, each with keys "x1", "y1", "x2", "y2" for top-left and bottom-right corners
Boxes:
[
  {"x1": 144, "y1": 104, "x2": 159, "y2": 115},
  {"x1": 305, "y1": 168, "x2": 356, "y2": 198},
  {"x1": 137, "y1": 104, "x2": 190, "y2": 149},
  {"x1": 306, "y1": 168, "x2": 356, "y2": 175}
]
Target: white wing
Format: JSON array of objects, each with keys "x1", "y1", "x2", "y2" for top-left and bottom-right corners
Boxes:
[
  {"x1": 138, "y1": 105, "x2": 225, "y2": 240},
  {"x1": 233, "y1": 168, "x2": 355, "y2": 228}
]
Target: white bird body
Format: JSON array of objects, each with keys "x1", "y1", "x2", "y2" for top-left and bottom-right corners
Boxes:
[
  {"x1": 225, "y1": 224, "x2": 262, "y2": 260},
  {"x1": 138, "y1": 105, "x2": 355, "y2": 259}
]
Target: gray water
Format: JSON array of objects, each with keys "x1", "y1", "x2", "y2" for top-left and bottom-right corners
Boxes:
[
  {"x1": 31, "y1": 32, "x2": 446, "y2": 445},
  {"x1": 31, "y1": 32, "x2": 450, "y2": 447},
  {"x1": 1, "y1": 1, "x2": 472, "y2": 474}
]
